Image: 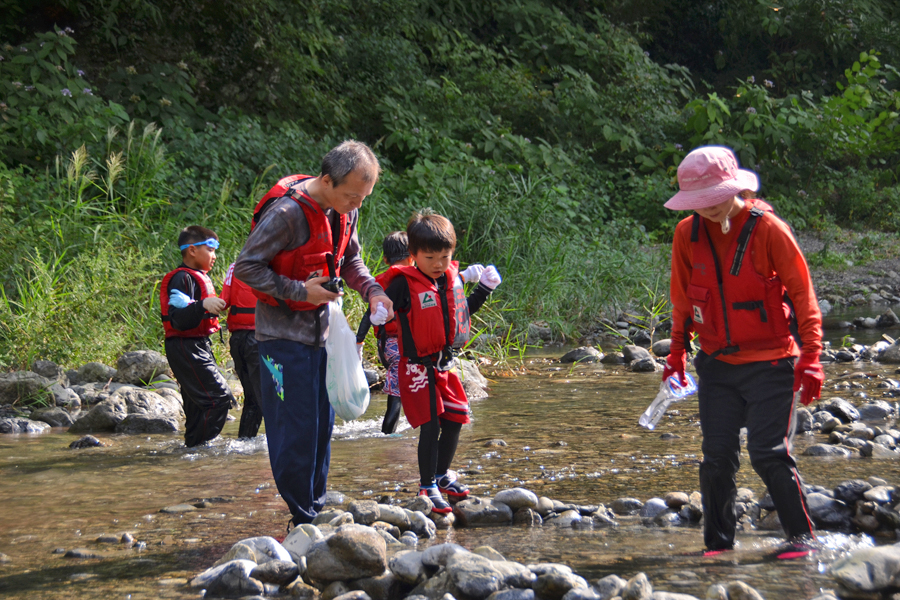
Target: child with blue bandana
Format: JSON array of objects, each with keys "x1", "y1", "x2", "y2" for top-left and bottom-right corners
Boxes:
[{"x1": 160, "y1": 225, "x2": 235, "y2": 447}]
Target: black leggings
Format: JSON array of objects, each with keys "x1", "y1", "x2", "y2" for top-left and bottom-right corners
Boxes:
[{"x1": 418, "y1": 417, "x2": 462, "y2": 487}]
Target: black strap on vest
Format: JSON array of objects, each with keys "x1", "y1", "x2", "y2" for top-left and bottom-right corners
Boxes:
[
  {"x1": 230, "y1": 307, "x2": 255, "y2": 315},
  {"x1": 729, "y1": 207, "x2": 764, "y2": 276},
  {"x1": 732, "y1": 300, "x2": 767, "y2": 322}
]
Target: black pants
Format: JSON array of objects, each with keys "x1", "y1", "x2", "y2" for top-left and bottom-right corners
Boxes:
[
  {"x1": 418, "y1": 416, "x2": 462, "y2": 487},
  {"x1": 165, "y1": 336, "x2": 234, "y2": 447},
  {"x1": 230, "y1": 330, "x2": 263, "y2": 438},
  {"x1": 695, "y1": 351, "x2": 814, "y2": 550}
]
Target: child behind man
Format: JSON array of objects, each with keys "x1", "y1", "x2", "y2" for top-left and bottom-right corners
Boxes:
[
  {"x1": 356, "y1": 232, "x2": 414, "y2": 434},
  {"x1": 380, "y1": 212, "x2": 501, "y2": 512},
  {"x1": 160, "y1": 225, "x2": 235, "y2": 447},
  {"x1": 221, "y1": 262, "x2": 264, "y2": 439}
]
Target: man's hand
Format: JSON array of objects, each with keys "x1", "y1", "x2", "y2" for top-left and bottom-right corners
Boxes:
[
  {"x1": 662, "y1": 350, "x2": 687, "y2": 386},
  {"x1": 369, "y1": 294, "x2": 394, "y2": 323},
  {"x1": 202, "y1": 297, "x2": 226, "y2": 314},
  {"x1": 305, "y1": 276, "x2": 343, "y2": 306},
  {"x1": 794, "y1": 353, "x2": 825, "y2": 406}
]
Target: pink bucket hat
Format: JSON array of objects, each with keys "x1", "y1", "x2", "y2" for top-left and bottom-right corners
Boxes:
[{"x1": 664, "y1": 146, "x2": 759, "y2": 210}]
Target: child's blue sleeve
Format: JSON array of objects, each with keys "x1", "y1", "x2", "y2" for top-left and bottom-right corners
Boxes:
[{"x1": 168, "y1": 289, "x2": 196, "y2": 309}]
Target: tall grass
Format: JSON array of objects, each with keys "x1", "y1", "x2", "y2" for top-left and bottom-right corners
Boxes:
[{"x1": 0, "y1": 120, "x2": 667, "y2": 371}]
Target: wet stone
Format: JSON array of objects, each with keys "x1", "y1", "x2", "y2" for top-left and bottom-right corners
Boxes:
[
  {"x1": 312, "y1": 509, "x2": 345, "y2": 525},
  {"x1": 536, "y1": 496, "x2": 555, "y2": 516},
  {"x1": 285, "y1": 580, "x2": 320, "y2": 599},
  {"x1": 406, "y1": 494, "x2": 433, "y2": 515},
  {"x1": 664, "y1": 492, "x2": 689, "y2": 509},
  {"x1": 610, "y1": 497, "x2": 643, "y2": 515},
  {"x1": 484, "y1": 439, "x2": 508, "y2": 447},
  {"x1": 600, "y1": 353, "x2": 625, "y2": 365},
  {"x1": 371, "y1": 521, "x2": 401, "y2": 539},
  {"x1": 830, "y1": 545, "x2": 900, "y2": 593},
  {"x1": 376, "y1": 504, "x2": 411, "y2": 529},
  {"x1": 494, "y1": 488, "x2": 539, "y2": 511},
  {"x1": 821, "y1": 398, "x2": 861, "y2": 423},
  {"x1": 560, "y1": 347, "x2": 602, "y2": 364},
  {"x1": 639, "y1": 498, "x2": 668, "y2": 518},
  {"x1": 546, "y1": 510, "x2": 582, "y2": 528},
  {"x1": 160, "y1": 503, "x2": 198, "y2": 513},
  {"x1": 453, "y1": 496, "x2": 513, "y2": 527},
  {"x1": 593, "y1": 574, "x2": 626, "y2": 599},
  {"x1": 804, "y1": 444, "x2": 853, "y2": 457},
  {"x1": 389, "y1": 550, "x2": 427, "y2": 585},
  {"x1": 513, "y1": 508, "x2": 543, "y2": 527},
  {"x1": 95, "y1": 534, "x2": 119, "y2": 544},
  {"x1": 64, "y1": 548, "x2": 105, "y2": 559},
  {"x1": 623, "y1": 572, "x2": 652, "y2": 600},
  {"x1": 530, "y1": 564, "x2": 587, "y2": 600},
  {"x1": 724, "y1": 581, "x2": 765, "y2": 600},
  {"x1": 69, "y1": 435, "x2": 105, "y2": 449},
  {"x1": 251, "y1": 559, "x2": 300, "y2": 586},
  {"x1": 349, "y1": 500, "x2": 380, "y2": 525},
  {"x1": 305, "y1": 524, "x2": 387, "y2": 582},
  {"x1": 422, "y1": 543, "x2": 467, "y2": 567},
  {"x1": 407, "y1": 510, "x2": 437, "y2": 538},
  {"x1": 429, "y1": 511, "x2": 455, "y2": 529},
  {"x1": 863, "y1": 486, "x2": 894, "y2": 504},
  {"x1": 859, "y1": 401, "x2": 893, "y2": 421},
  {"x1": 487, "y1": 589, "x2": 535, "y2": 600}
]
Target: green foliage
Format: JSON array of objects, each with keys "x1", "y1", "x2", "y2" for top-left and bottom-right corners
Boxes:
[{"x1": 0, "y1": 29, "x2": 129, "y2": 165}]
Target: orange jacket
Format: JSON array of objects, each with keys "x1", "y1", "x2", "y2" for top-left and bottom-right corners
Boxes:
[{"x1": 670, "y1": 199, "x2": 822, "y2": 364}]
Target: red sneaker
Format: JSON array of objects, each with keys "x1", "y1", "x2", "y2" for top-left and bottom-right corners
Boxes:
[{"x1": 419, "y1": 486, "x2": 452, "y2": 514}]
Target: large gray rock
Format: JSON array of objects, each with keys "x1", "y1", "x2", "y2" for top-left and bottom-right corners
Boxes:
[
  {"x1": 250, "y1": 559, "x2": 299, "y2": 586},
  {"x1": 834, "y1": 480, "x2": 873, "y2": 505},
  {"x1": 305, "y1": 524, "x2": 387, "y2": 582},
  {"x1": 821, "y1": 398, "x2": 860, "y2": 423},
  {"x1": 651, "y1": 339, "x2": 672, "y2": 357},
  {"x1": 453, "y1": 497, "x2": 514, "y2": 527},
  {"x1": 376, "y1": 504, "x2": 411, "y2": 530},
  {"x1": 803, "y1": 444, "x2": 853, "y2": 457},
  {"x1": 639, "y1": 498, "x2": 668, "y2": 519},
  {"x1": 69, "y1": 362, "x2": 117, "y2": 384},
  {"x1": 622, "y1": 346, "x2": 652, "y2": 363},
  {"x1": 0, "y1": 417, "x2": 52, "y2": 434},
  {"x1": 115, "y1": 351, "x2": 171, "y2": 385},
  {"x1": 530, "y1": 564, "x2": 587, "y2": 600},
  {"x1": 49, "y1": 384, "x2": 81, "y2": 409},
  {"x1": 283, "y1": 524, "x2": 324, "y2": 561},
  {"x1": 349, "y1": 500, "x2": 381, "y2": 525},
  {"x1": 560, "y1": 347, "x2": 602, "y2": 364},
  {"x1": 69, "y1": 387, "x2": 183, "y2": 434},
  {"x1": 0, "y1": 371, "x2": 52, "y2": 404},
  {"x1": 622, "y1": 572, "x2": 652, "y2": 600},
  {"x1": 858, "y1": 401, "x2": 893, "y2": 421},
  {"x1": 190, "y1": 559, "x2": 264, "y2": 597},
  {"x1": 30, "y1": 406, "x2": 77, "y2": 427},
  {"x1": 447, "y1": 553, "x2": 536, "y2": 599},
  {"x1": 593, "y1": 574, "x2": 627, "y2": 599},
  {"x1": 422, "y1": 543, "x2": 468, "y2": 567},
  {"x1": 610, "y1": 498, "x2": 643, "y2": 515},
  {"x1": 881, "y1": 341, "x2": 900, "y2": 363},
  {"x1": 389, "y1": 550, "x2": 427, "y2": 585},
  {"x1": 493, "y1": 488, "x2": 539, "y2": 511},
  {"x1": 829, "y1": 545, "x2": 900, "y2": 593},
  {"x1": 31, "y1": 360, "x2": 67, "y2": 386},
  {"x1": 458, "y1": 359, "x2": 489, "y2": 401},
  {"x1": 806, "y1": 492, "x2": 853, "y2": 531}
]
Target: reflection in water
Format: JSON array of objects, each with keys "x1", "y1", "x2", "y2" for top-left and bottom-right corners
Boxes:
[{"x1": 0, "y1": 358, "x2": 895, "y2": 599}]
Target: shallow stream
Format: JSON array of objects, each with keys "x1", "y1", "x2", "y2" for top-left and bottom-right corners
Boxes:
[{"x1": 1, "y1": 348, "x2": 899, "y2": 599}]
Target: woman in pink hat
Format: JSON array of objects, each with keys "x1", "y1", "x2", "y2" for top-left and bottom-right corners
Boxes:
[{"x1": 663, "y1": 145, "x2": 825, "y2": 559}]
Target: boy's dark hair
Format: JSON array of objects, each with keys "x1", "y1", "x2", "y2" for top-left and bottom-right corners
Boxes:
[
  {"x1": 407, "y1": 211, "x2": 456, "y2": 254},
  {"x1": 321, "y1": 140, "x2": 381, "y2": 187},
  {"x1": 382, "y1": 231, "x2": 409, "y2": 265},
  {"x1": 178, "y1": 225, "x2": 218, "y2": 256}
]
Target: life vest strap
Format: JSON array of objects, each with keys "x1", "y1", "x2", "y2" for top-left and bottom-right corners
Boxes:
[
  {"x1": 732, "y1": 300, "x2": 767, "y2": 323},
  {"x1": 729, "y1": 207, "x2": 764, "y2": 276},
  {"x1": 230, "y1": 307, "x2": 256, "y2": 314}
]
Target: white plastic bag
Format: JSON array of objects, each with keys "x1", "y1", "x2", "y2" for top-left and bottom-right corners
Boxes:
[{"x1": 325, "y1": 299, "x2": 370, "y2": 421}]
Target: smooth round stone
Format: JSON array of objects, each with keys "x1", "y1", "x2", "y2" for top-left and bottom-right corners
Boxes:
[
  {"x1": 493, "y1": 488, "x2": 539, "y2": 511},
  {"x1": 664, "y1": 492, "x2": 689, "y2": 509},
  {"x1": 610, "y1": 497, "x2": 643, "y2": 515},
  {"x1": 389, "y1": 550, "x2": 427, "y2": 585},
  {"x1": 546, "y1": 509, "x2": 582, "y2": 528},
  {"x1": 639, "y1": 498, "x2": 668, "y2": 518},
  {"x1": 536, "y1": 496, "x2": 555, "y2": 517},
  {"x1": 803, "y1": 444, "x2": 853, "y2": 457}
]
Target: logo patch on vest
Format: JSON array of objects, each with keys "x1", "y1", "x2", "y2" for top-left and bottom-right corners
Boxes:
[
  {"x1": 693, "y1": 305, "x2": 704, "y2": 324},
  {"x1": 419, "y1": 291, "x2": 438, "y2": 309},
  {"x1": 306, "y1": 270, "x2": 323, "y2": 280}
]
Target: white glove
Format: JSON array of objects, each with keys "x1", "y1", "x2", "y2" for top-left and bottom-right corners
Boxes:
[
  {"x1": 202, "y1": 297, "x2": 226, "y2": 314},
  {"x1": 370, "y1": 302, "x2": 389, "y2": 326},
  {"x1": 168, "y1": 289, "x2": 195, "y2": 309},
  {"x1": 460, "y1": 264, "x2": 485, "y2": 283},
  {"x1": 480, "y1": 265, "x2": 502, "y2": 289}
]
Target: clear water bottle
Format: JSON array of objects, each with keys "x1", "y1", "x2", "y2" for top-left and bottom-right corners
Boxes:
[{"x1": 639, "y1": 372, "x2": 698, "y2": 430}]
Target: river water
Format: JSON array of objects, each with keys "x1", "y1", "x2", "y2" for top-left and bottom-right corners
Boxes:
[{"x1": 1, "y1": 349, "x2": 898, "y2": 600}]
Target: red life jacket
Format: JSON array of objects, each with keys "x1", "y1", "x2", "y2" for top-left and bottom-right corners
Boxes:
[
  {"x1": 221, "y1": 263, "x2": 256, "y2": 331},
  {"x1": 373, "y1": 267, "x2": 402, "y2": 340},
  {"x1": 387, "y1": 262, "x2": 471, "y2": 360},
  {"x1": 250, "y1": 174, "x2": 351, "y2": 311},
  {"x1": 686, "y1": 200, "x2": 794, "y2": 357},
  {"x1": 160, "y1": 267, "x2": 220, "y2": 338}
]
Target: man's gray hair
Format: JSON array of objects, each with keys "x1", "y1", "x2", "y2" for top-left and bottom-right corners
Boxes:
[{"x1": 321, "y1": 140, "x2": 381, "y2": 187}]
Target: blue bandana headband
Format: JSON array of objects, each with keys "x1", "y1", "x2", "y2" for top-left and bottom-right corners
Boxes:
[{"x1": 179, "y1": 238, "x2": 219, "y2": 251}]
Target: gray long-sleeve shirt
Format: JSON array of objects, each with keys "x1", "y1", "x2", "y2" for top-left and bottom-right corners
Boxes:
[{"x1": 233, "y1": 195, "x2": 383, "y2": 345}]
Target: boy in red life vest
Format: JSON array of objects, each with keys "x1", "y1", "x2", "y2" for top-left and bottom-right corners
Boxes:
[
  {"x1": 663, "y1": 146, "x2": 825, "y2": 560},
  {"x1": 380, "y1": 212, "x2": 501, "y2": 513},
  {"x1": 160, "y1": 226, "x2": 236, "y2": 447},
  {"x1": 221, "y1": 263, "x2": 263, "y2": 439}
]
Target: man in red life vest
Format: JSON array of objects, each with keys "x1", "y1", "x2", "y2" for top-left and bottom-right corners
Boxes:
[
  {"x1": 663, "y1": 146, "x2": 825, "y2": 560},
  {"x1": 160, "y1": 225, "x2": 235, "y2": 447},
  {"x1": 221, "y1": 262, "x2": 263, "y2": 439},
  {"x1": 234, "y1": 141, "x2": 393, "y2": 527}
]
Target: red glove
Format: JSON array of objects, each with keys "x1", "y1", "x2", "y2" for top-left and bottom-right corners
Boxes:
[
  {"x1": 793, "y1": 353, "x2": 824, "y2": 406},
  {"x1": 662, "y1": 349, "x2": 688, "y2": 387}
]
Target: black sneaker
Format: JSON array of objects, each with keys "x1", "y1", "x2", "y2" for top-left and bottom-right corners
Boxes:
[
  {"x1": 765, "y1": 536, "x2": 817, "y2": 561},
  {"x1": 436, "y1": 470, "x2": 469, "y2": 499},
  {"x1": 419, "y1": 486, "x2": 452, "y2": 514}
]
